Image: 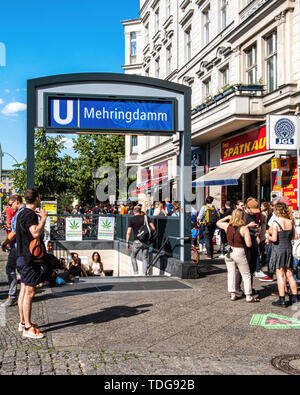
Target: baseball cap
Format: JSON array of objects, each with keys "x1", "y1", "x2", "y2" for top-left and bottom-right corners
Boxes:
[{"x1": 279, "y1": 196, "x2": 291, "y2": 206}]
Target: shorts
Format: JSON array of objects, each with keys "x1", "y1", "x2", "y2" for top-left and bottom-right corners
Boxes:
[{"x1": 16, "y1": 256, "x2": 42, "y2": 286}]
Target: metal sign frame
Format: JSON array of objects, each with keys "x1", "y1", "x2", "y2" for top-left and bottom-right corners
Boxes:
[{"x1": 27, "y1": 73, "x2": 191, "y2": 263}]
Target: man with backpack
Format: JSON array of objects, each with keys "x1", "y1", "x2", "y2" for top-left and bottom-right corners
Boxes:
[
  {"x1": 126, "y1": 206, "x2": 156, "y2": 275},
  {"x1": 16, "y1": 189, "x2": 48, "y2": 340},
  {"x1": 197, "y1": 196, "x2": 219, "y2": 259}
]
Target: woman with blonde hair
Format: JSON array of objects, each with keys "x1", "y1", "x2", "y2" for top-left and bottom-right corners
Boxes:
[
  {"x1": 153, "y1": 201, "x2": 167, "y2": 216},
  {"x1": 217, "y1": 209, "x2": 259, "y2": 303},
  {"x1": 266, "y1": 202, "x2": 298, "y2": 307}
]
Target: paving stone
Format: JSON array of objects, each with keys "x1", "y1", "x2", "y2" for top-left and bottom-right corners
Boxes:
[{"x1": 0, "y1": 254, "x2": 297, "y2": 375}]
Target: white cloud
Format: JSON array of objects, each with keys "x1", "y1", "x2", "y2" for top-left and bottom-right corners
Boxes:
[
  {"x1": 0, "y1": 98, "x2": 3, "y2": 105},
  {"x1": 4, "y1": 89, "x2": 10, "y2": 93},
  {"x1": 61, "y1": 137, "x2": 74, "y2": 149},
  {"x1": 1, "y1": 101, "x2": 27, "y2": 115}
]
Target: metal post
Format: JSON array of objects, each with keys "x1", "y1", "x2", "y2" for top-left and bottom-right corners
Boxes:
[
  {"x1": 179, "y1": 90, "x2": 192, "y2": 263},
  {"x1": 26, "y1": 81, "x2": 35, "y2": 188},
  {"x1": 94, "y1": 179, "x2": 97, "y2": 207}
]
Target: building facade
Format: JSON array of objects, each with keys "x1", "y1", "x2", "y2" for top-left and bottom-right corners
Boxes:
[
  {"x1": 1, "y1": 169, "x2": 18, "y2": 197},
  {"x1": 122, "y1": 0, "x2": 300, "y2": 209}
]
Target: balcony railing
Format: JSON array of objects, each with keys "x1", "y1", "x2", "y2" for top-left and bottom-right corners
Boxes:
[{"x1": 191, "y1": 84, "x2": 264, "y2": 116}]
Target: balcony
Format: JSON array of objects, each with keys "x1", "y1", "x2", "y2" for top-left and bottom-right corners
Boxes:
[{"x1": 191, "y1": 85, "x2": 265, "y2": 144}]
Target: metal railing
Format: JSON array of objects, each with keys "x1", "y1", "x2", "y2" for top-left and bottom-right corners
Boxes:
[
  {"x1": 48, "y1": 214, "x2": 113, "y2": 241},
  {"x1": 48, "y1": 214, "x2": 183, "y2": 259}
]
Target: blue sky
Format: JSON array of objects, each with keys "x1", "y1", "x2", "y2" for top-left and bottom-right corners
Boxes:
[{"x1": 0, "y1": 0, "x2": 140, "y2": 169}]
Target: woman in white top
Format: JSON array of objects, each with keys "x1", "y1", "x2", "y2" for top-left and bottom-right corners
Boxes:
[
  {"x1": 153, "y1": 202, "x2": 167, "y2": 216},
  {"x1": 89, "y1": 252, "x2": 105, "y2": 277}
]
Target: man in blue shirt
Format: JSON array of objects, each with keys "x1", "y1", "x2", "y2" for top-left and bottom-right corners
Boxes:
[{"x1": 1, "y1": 194, "x2": 25, "y2": 307}]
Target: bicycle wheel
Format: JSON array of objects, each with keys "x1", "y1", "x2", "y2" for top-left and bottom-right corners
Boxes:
[{"x1": 191, "y1": 245, "x2": 199, "y2": 264}]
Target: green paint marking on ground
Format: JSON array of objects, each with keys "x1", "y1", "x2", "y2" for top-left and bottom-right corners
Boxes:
[{"x1": 250, "y1": 314, "x2": 300, "y2": 329}]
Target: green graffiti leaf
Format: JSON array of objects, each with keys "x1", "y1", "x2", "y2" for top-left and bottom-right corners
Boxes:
[
  {"x1": 101, "y1": 219, "x2": 112, "y2": 229},
  {"x1": 69, "y1": 220, "x2": 79, "y2": 230}
]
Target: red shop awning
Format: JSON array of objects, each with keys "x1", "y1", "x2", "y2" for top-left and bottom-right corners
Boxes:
[{"x1": 131, "y1": 177, "x2": 167, "y2": 195}]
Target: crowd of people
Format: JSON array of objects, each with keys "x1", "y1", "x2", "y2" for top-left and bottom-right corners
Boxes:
[
  {"x1": 0, "y1": 188, "x2": 299, "y2": 340},
  {"x1": 192, "y1": 195, "x2": 299, "y2": 307},
  {"x1": 62, "y1": 199, "x2": 181, "y2": 217},
  {"x1": 44, "y1": 248, "x2": 106, "y2": 285}
]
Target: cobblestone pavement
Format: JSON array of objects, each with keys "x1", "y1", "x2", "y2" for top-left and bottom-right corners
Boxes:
[{"x1": 1, "y1": 252, "x2": 299, "y2": 375}]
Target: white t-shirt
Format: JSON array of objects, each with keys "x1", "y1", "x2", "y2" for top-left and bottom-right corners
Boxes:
[{"x1": 91, "y1": 262, "x2": 101, "y2": 276}]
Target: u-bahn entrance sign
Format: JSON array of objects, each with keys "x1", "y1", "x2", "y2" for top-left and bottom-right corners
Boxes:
[{"x1": 27, "y1": 73, "x2": 191, "y2": 262}]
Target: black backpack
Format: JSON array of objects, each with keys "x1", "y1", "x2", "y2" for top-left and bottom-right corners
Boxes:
[
  {"x1": 136, "y1": 216, "x2": 155, "y2": 242},
  {"x1": 205, "y1": 205, "x2": 219, "y2": 225}
]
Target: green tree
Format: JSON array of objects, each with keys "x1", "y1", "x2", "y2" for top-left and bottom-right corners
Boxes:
[
  {"x1": 72, "y1": 134, "x2": 126, "y2": 205},
  {"x1": 11, "y1": 129, "x2": 75, "y2": 200}
]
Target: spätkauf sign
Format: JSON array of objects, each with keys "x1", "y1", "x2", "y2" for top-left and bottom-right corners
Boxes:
[
  {"x1": 221, "y1": 127, "x2": 267, "y2": 163},
  {"x1": 267, "y1": 115, "x2": 299, "y2": 150}
]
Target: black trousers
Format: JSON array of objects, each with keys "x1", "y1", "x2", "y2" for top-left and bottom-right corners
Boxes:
[
  {"x1": 245, "y1": 235, "x2": 258, "y2": 286},
  {"x1": 203, "y1": 225, "x2": 216, "y2": 257}
]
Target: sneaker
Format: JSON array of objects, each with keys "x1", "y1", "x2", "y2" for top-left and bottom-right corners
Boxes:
[
  {"x1": 259, "y1": 275, "x2": 274, "y2": 282},
  {"x1": 23, "y1": 326, "x2": 44, "y2": 339},
  {"x1": 255, "y1": 270, "x2": 266, "y2": 278},
  {"x1": 0, "y1": 298, "x2": 16, "y2": 307},
  {"x1": 18, "y1": 322, "x2": 38, "y2": 332}
]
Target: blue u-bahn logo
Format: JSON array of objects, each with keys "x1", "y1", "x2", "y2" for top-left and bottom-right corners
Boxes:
[
  {"x1": 51, "y1": 99, "x2": 78, "y2": 128},
  {"x1": 275, "y1": 118, "x2": 295, "y2": 145}
]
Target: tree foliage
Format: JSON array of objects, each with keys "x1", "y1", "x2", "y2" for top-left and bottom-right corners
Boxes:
[
  {"x1": 10, "y1": 130, "x2": 126, "y2": 207},
  {"x1": 72, "y1": 134, "x2": 125, "y2": 205},
  {"x1": 11, "y1": 129, "x2": 75, "y2": 199}
]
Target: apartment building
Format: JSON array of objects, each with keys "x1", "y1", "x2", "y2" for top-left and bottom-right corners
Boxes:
[
  {"x1": 122, "y1": 0, "x2": 300, "y2": 208},
  {"x1": 1, "y1": 170, "x2": 17, "y2": 196}
]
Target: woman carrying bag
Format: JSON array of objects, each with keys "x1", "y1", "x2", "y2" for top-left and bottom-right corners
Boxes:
[
  {"x1": 266, "y1": 202, "x2": 299, "y2": 307},
  {"x1": 217, "y1": 209, "x2": 259, "y2": 303}
]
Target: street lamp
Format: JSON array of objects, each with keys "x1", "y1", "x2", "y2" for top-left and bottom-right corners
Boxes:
[{"x1": 3, "y1": 151, "x2": 19, "y2": 166}]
